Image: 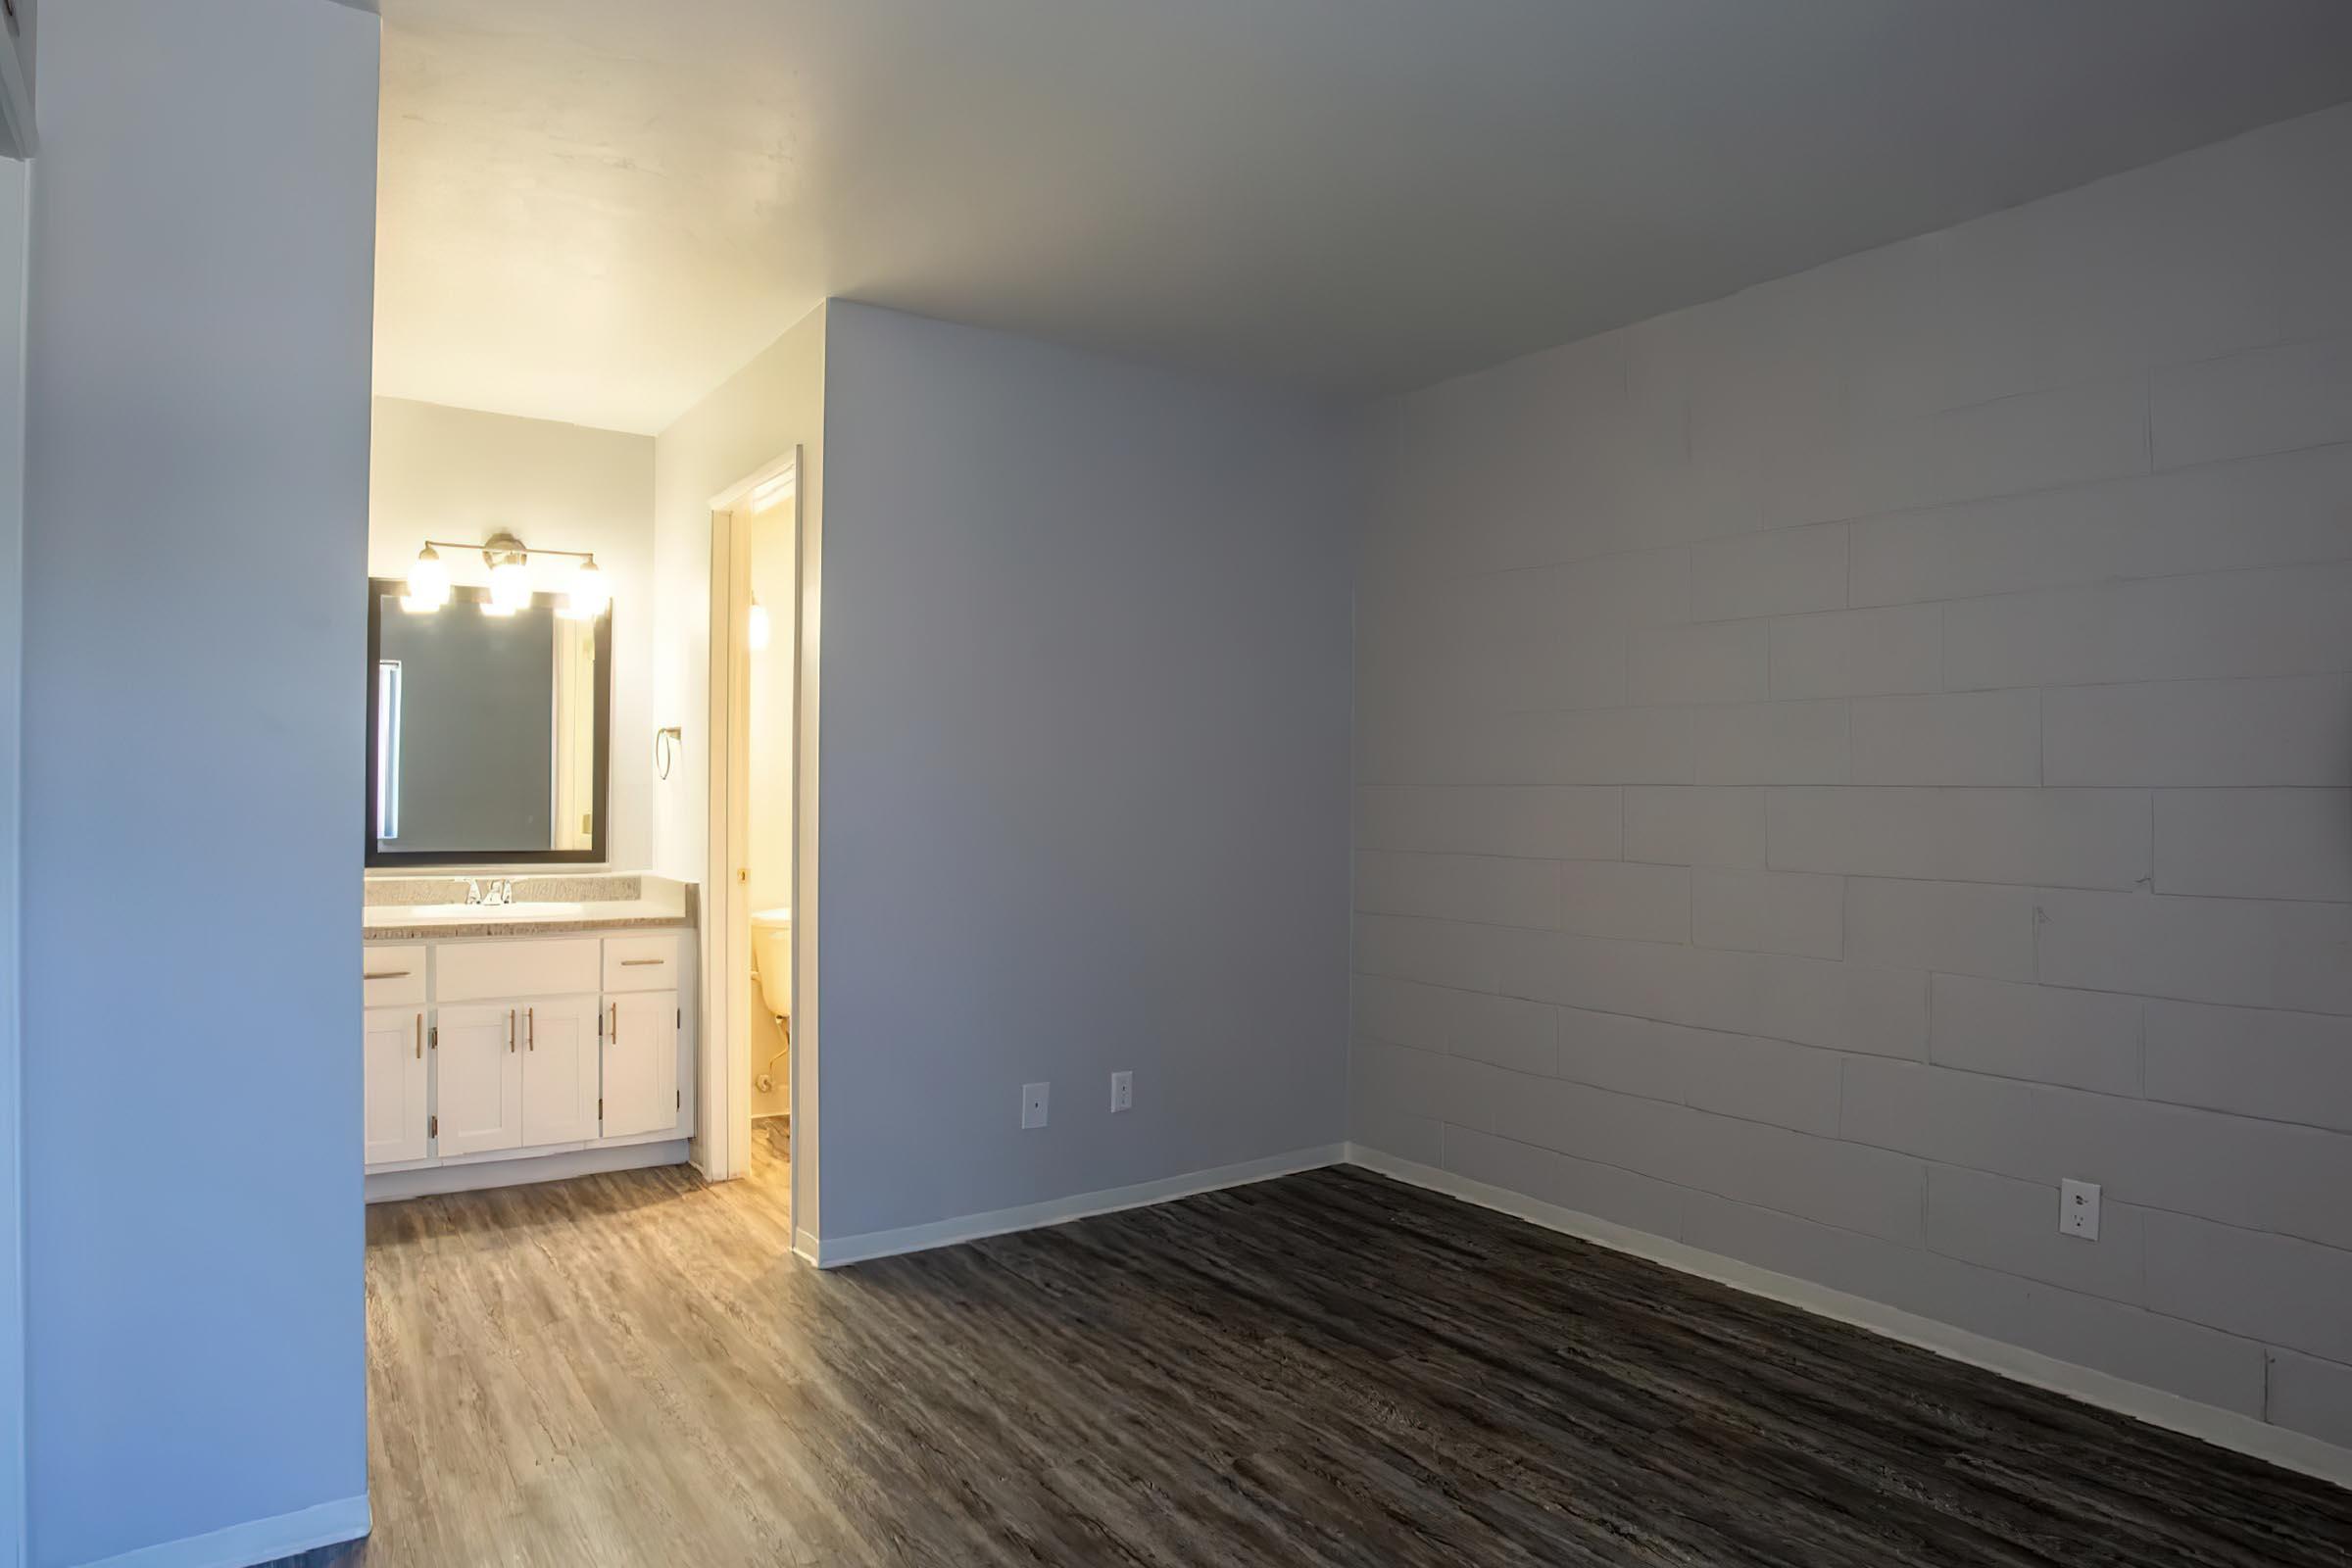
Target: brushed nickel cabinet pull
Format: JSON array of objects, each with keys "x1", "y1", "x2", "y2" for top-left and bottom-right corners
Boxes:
[
  {"x1": 415, "y1": 1012, "x2": 422, "y2": 1059},
  {"x1": 365, "y1": 969, "x2": 411, "y2": 981},
  {"x1": 509, "y1": 1008, "x2": 516, "y2": 1054},
  {"x1": 620, "y1": 957, "x2": 663, "y2": 966},
  {"x1": 610, "y1": 1002, "x2": 618, "y2": 1044},
  {"x1": 527, "y1": 1005, "x2": 535, "y2": 1052}
]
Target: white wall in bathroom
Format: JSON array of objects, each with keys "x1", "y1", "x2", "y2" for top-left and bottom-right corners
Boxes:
[
  {"x1": 369, "y1": 396, "x2": 658, "y2": 867},
  {"x1": 746, "y1": 507, "x2": 798, "y2": 916},
  {"x1": 650, "y1": 300, "x2": 825, "y2": 1208},
  {"x1": 747, "y1": 505, "x2": 798, "y2": 1121},
  {"x1": 19, "y1": 2, "x2": 378, "y2": 1564}
]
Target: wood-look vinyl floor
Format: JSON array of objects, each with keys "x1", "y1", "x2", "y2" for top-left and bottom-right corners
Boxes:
[{"x1": 283, "y1": 1140, "x2": 2352, "y2": 1567}]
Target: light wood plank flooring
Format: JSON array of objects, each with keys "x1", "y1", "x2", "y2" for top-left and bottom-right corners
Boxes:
[{"x1": 283, "y1": 1140, "x2": 2352, "y2": 1566}]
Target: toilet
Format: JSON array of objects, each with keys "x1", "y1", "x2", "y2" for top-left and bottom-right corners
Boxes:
[{"x1": 750, "y1": 906, "x2": 794, "y2": 1027}]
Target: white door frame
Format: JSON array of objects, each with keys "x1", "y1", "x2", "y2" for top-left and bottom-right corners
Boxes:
[{"x1": 702, "y1": 451, "x2": 805, "y2": 1213}]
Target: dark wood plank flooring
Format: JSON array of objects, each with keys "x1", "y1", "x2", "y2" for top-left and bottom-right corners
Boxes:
[{"x1": 283, "y1": 1137, "x2": 2352, "y2": 1566}]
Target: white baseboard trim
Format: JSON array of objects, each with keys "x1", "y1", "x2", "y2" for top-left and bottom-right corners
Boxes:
[
  {"x1": 814, "y1": 1143, "x2": 1349, "y2": 1267},
  {"x1": 364, "y1": 1139, "x2": 689, "y2": 1203},
  {"x1": 74, "y1": 1493, "x2": 369, "y2": 1568},
  {"x1": 1346, "y1": 1144, "x2": 2352, "y2": 1491},
  {"x1": 794, "y1": 1228, "x2": 822, "y2": 1267}
]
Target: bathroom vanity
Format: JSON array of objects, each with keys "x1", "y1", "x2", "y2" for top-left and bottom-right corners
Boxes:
[
  {"x1": 358, "y1": 573, "x2": 699, "y2": 1200},
  {"x1": 362, "y1": 879, "x2": 698, "y2": 1200}
]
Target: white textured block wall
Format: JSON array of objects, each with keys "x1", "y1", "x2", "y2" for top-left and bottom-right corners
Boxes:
[{"x1": 1351, "y1": 104, "x2": 2352, "y2": 1450}]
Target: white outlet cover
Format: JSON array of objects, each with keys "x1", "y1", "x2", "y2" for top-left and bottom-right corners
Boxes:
[
  {"x1": 1111, "y1": 1071, "x2": 1133, "y2": 1112},
  {"x1": 2059, "y1": 1178, "x2": 2100, "y2": 1240},
  {"x1": 1022, "y1": 1081, "x2": 1050, "y2": 1129}
]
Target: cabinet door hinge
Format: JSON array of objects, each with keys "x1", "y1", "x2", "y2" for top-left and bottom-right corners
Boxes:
[
  {"x1": 598, "y1": 1098, "x2": 604, "y2": 1119},
  {"x1": 675, "y1": 1090, "x2": 681, "y2": 1109},
  {"x1": 429, "y1": 1025, "x2": 438, "y2": 1050},
  {"x1": 428, "y1": 1114, "x2": 438, "y2": 1139},
  {"x1": 676, "y1": 1006, "x2": 682, "y2": 1028}
]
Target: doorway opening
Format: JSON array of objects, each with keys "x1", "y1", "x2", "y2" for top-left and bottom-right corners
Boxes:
[{"x1": 702, "y1": 450, "x2": 815, "y2": 1252}]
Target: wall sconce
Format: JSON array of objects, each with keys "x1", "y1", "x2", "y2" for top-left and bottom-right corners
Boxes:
[{"x1": 403, "y1": 531, "x2": 611, "y2": 620}]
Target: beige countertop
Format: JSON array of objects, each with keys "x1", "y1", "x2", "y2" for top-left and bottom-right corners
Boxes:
[{"x1": 362, "y1": 897, "x2": 693, "y2": 943}]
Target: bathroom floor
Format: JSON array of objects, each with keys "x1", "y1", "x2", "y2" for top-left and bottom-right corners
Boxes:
[
  {"x1": 751, "y1": 1112, "x2": 792, "y2": 1170},
  {"x1": 277, "y1": 1159, "x2": 2352, "y2": 1567}
]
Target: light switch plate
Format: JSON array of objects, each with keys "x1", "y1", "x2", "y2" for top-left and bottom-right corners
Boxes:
[
  {"x1": 2060, "y1": 1178, "x2": 2100, "y2": 1240},
  {"x1": 1111, "y1": 1070, "x2": 1133, "y2": 1112}
]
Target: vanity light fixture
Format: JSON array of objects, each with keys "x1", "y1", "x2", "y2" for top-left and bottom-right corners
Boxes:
[
  {"x1": 401, "y1": 543, "x2": 451, "y2": 612},
  {"x1": 484, "y1": 531, "x2": 532, "y2": 616},
  {"x1": 747, "y1": 595, "x2": 771, "y2": 651},
  {"x1": 560, "y1": 556, "x2": 610, "y2": 620},
  {"x1": 399, "y1": 532, "x2": 612, "y2": 620}
]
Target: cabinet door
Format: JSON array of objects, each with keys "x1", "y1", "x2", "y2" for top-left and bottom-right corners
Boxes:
[
  {"x1": 603, "y1": 990, "x2": 680, "y2": 1139},
  {"x1": 438, "y1": 1002, "x2": 524, "y2": 1156},
  {"x1": 363, "y1": 1005, "x2": 429, "y2": 1167},
  {"x1": 521, "y1": 993, "x2": 601, "y2": 1147}
]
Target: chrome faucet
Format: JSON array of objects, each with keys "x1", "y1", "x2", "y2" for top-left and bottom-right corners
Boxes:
[{"x1": 466, "y1": 877, "x2": 515, "y2": 906}]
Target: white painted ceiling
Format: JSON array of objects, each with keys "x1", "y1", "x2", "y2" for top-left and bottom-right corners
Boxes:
[{"x1": 374, "y1": 0, "x2": 2352, "y2": 434}]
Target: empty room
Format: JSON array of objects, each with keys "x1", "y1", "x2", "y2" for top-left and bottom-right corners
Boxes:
[{"x1": 5, "y1": 2, "x2": 2352, "y2": 1565}]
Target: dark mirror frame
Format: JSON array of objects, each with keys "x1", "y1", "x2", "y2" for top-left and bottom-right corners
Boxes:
[{"x1": 365, "y1": 576, "x2": 612, "y2": 868}]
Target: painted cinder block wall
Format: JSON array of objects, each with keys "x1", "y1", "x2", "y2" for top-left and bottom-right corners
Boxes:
[{"x1": 1349, "y1": 102, "x2": 2352, "y2": 1450}]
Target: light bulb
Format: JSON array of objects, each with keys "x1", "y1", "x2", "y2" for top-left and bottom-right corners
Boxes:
[
  {"x1": 406, "y1": 544, "x2": 450, "y2": 611},
  {"x1": 487, "y1": 556, "x2": 532, "y2": 615},
  {"x1": 561, "y1": 557, "x2": 610, "y2": 620},
  {"x1": 747, "y1": 597, "x2": 771, "y2": 652}
]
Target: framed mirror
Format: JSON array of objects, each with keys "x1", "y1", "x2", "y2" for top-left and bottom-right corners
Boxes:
[{"x1": 366, "y1": 578, "x2": 612, "y2": 866}]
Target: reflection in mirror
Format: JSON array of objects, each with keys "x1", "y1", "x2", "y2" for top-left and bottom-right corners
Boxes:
[{"x1": 367, "y1": 580, "x2": 610, "y2": 864}]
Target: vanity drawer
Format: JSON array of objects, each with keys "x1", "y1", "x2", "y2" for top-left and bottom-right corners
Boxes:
[
  {"x1": 361, "y1": 947, "x2": 428, "y2": 1007},
  {"x1": 435, "y1": 937, "x2": 601, "y2": 1003},
  {"x1": 604, "y1": 933, "x2": 682, "y2": 993}
]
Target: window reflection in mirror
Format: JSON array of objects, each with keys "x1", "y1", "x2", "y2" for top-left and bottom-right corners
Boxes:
[{"x1": 366, "y1": 580, "x2": 611, "y2": 865}]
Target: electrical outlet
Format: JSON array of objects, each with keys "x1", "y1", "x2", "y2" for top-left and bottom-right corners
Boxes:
[
  {"x1": 1111, "y1": 1071, "x2": 1133, "y2": 1113},
  {"x1": 2059, "y1": 1178, "x2": 2100, "y2": 1240},
  {"x1": 1021, "y1": 1082, "x2": 1050, "y2": 1129}
]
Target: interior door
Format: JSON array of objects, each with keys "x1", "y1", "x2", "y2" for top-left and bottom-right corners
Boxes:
[
  {"x1": 604, "y1": 990, "x2": 680, "y2": 1139},
  {"x1": 362, "y1": 1005, "x2": 429, "y2": 1166},
  {"x1": 437, "y1": 1001, "x2": 523, "y2": 1155},
  {"x1": 520, "y1": 993, "x2": 601, "y2": 1147}
]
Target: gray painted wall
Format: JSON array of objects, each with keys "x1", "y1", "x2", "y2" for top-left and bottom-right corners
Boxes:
[
  {"x1": 20, "y1": 2, "x2": 378, "y2": 1562},
  {"x1": 818, "y1": 302, "x2": 1353, "y2": 1241},
  {"x1": 1351, "y1": 103, "x2": 2352, "y2": 1451},
  {"x1": 0, "y1": 153, "x2": 26, "y2": 1568}
]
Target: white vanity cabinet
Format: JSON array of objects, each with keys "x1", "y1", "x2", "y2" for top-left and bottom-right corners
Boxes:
[
  {"x1": 435, "y1": 1001, "x2": 524, "y2": 1156},
  {"x1": 362, "y1": 1006, "x2": 430, "y2": 1166},
  {"x1": 603, "y1": 992, "x2": 681, "y2": 1139},
  {"x1": 521, "y1": 994, "x2": 605, "y2": 1146},
  {"x1": 361, "y1": 928, "x2": 692, "y2": 1196}
]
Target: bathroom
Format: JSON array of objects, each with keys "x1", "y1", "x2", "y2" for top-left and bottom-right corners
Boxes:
[
  {"x1": 358, "y1": 387, "x2": 807, "y2": 1217},
  {"x1": 743, "y1": 488, "x2": 799, "y2": 1151}
]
